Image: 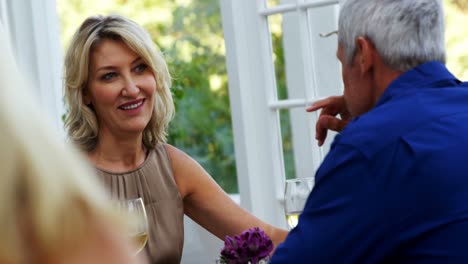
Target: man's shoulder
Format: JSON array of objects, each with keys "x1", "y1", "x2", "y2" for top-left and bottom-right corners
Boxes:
[{"x1": 337, "y1": 88, "x2": 468, "y2": 158}]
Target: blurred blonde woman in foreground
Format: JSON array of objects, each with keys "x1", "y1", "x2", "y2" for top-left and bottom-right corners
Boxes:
[{"x1": 0, "y1": 24, "x2": 146, "y2": 264}]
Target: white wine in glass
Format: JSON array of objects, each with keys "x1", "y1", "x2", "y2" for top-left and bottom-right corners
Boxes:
[
  {"x1": 285, "y1": 211, "x2": 300, "y2": 229},
  {"x1": 116, "y1": 197, "x2": 149, "y2": 254},
  {"x1": 130, "y1": 231, "x2": 149, "y2": 254},
  {"x1": 284, "y1": 177, "x2": 314, "y2": 229}
]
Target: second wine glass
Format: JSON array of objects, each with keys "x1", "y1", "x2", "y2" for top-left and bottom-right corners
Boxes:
[{"x1": 284, "y1": 177, "x2": 314, "y2": 229}]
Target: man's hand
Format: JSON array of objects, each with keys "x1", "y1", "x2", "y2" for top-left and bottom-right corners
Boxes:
[{"x1": 306, "y1": 95, "x2": 351, "y2": 146}]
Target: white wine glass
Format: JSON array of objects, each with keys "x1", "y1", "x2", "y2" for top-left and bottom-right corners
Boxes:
[
  {"x1": 284, "y1": 177, "x2": 314, "y2": 229},
  {"x1": 115, "y1": 197, "x2": 149, "y2": 254}
]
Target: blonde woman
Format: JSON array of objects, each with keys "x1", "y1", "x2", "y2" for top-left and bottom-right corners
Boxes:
[
  {"x1": 64, "y1": 14, "x2": 287, "y2": 263},
  {"x1": 0, "y1": 24, "x2": 145, "y2": 264}
]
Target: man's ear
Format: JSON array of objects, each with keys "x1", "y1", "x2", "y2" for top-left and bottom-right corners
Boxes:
[{"x1": 355, "y1": 37, "x2": 375, "y2": 75}]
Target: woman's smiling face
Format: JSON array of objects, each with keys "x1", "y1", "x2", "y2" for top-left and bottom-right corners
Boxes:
[{"x1": 85, "y1": 39, "x2": 156, "y2": 138}]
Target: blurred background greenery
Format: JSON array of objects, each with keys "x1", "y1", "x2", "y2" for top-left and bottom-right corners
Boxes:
[
  {"x1": 445, "y1": 0, "x2": 468, "y2": 80},
  {"x1": 57, "y1": 0, "x2": 468, "y2": 194}
]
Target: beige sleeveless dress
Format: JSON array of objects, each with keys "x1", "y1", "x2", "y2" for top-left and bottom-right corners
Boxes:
[{"x1": 95, "y1": 144, "x2": 184, "y2": 264}]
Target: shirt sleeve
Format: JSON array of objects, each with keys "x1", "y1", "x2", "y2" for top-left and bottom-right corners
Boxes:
[{"x1": 270, "y1": 144, "x2": 388, "y2": 263}]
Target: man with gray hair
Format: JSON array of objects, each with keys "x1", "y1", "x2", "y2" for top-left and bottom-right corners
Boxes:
[{"x1": 271, "y1": 0, "x2": 468, "y2": 262}]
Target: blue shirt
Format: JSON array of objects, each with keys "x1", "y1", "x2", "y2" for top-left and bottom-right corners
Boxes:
[{"x1": 271, "y1": 62, "x2": 468, "y2": 263}]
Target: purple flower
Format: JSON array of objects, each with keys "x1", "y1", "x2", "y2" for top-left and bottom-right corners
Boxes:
[{"x1": 219, "y1": 227, "x2": 273, "y2": 264}]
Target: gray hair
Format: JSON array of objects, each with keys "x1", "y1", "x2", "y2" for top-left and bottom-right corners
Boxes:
[{"x1": 338, "y1": 0, "x2": 446, "y2": 71}]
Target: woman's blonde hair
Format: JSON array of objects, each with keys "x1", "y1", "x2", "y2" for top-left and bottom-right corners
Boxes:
[
  {"x1": 64, "y1": 14, "x2": 174, "y2": 151},
  {"x1": 0, "y1": 24, "x2": 119, "y2": 263}
]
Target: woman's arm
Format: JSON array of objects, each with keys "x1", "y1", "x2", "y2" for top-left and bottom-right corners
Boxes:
[{"x1": 166, "y1": 144, "x2": 287, "y2": 247}]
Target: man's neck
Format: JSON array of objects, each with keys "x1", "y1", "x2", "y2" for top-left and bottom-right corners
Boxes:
[{"x1": 372, "y1": 59, "x2": 403, "y2": 105}]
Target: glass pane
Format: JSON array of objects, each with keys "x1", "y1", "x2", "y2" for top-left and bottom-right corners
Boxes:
[
  {"x1": 280, "y1": 107, "x2": 323, "y2": 180},
  {"x1": 281, "y1": 9, "x2": 308, "y2": 101},
  {"x1": 268, "y1": 13, "x2": 288, "y2": 100},
  {"x1": 268, "y1": 11, "x2": 306, "y2": 101},
  {"x1": 267, "y1": 0, "x2": 281, "y2": 8},
  {"x1": 289, "y1": 107, "x2": 321, "y2": 179},
  {"x1": 306, "y1": 4, "x2": 343, "y2": 98},
  {"x1": 279, "y1": 109, "x2": 297, "y2": 179}
]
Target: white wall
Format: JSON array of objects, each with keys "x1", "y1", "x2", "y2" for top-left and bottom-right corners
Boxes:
[{"x1": 0, "y1": 0, "x2": 64, "y2": 135}]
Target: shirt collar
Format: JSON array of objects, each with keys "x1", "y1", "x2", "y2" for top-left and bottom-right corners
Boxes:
[
  {"x1": 331, "y1": 61, "x2": 461, "y2": 158},
  {"x1": 376, "y1": 61, "x2": 460, "y2": 107}
]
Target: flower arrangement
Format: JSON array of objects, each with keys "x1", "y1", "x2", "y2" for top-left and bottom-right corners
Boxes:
[{"x1": 217, "y1": 227, "x2": 273, "y2": 264}]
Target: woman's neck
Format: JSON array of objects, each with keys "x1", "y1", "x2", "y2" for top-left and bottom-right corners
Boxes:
[{"x1": 88, "y1": 132, "x2": 147, "y2": 172}]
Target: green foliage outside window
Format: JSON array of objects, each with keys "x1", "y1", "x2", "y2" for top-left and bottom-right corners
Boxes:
[{"x1": 445, "y1": 0, "x2": 468, "y2": 80}]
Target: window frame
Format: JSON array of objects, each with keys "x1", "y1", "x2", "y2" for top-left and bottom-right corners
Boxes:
[{"x1": 220, "y1": 0, "x2": 342, "y2": 227}]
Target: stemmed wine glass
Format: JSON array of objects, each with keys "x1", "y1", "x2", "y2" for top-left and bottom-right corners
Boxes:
[
  {"x1": 115, "y1": 197, "x2": 149, "y2": 254},
  {"x1": 284, "y1": 177, "x2": 314, "y2": 229}
]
